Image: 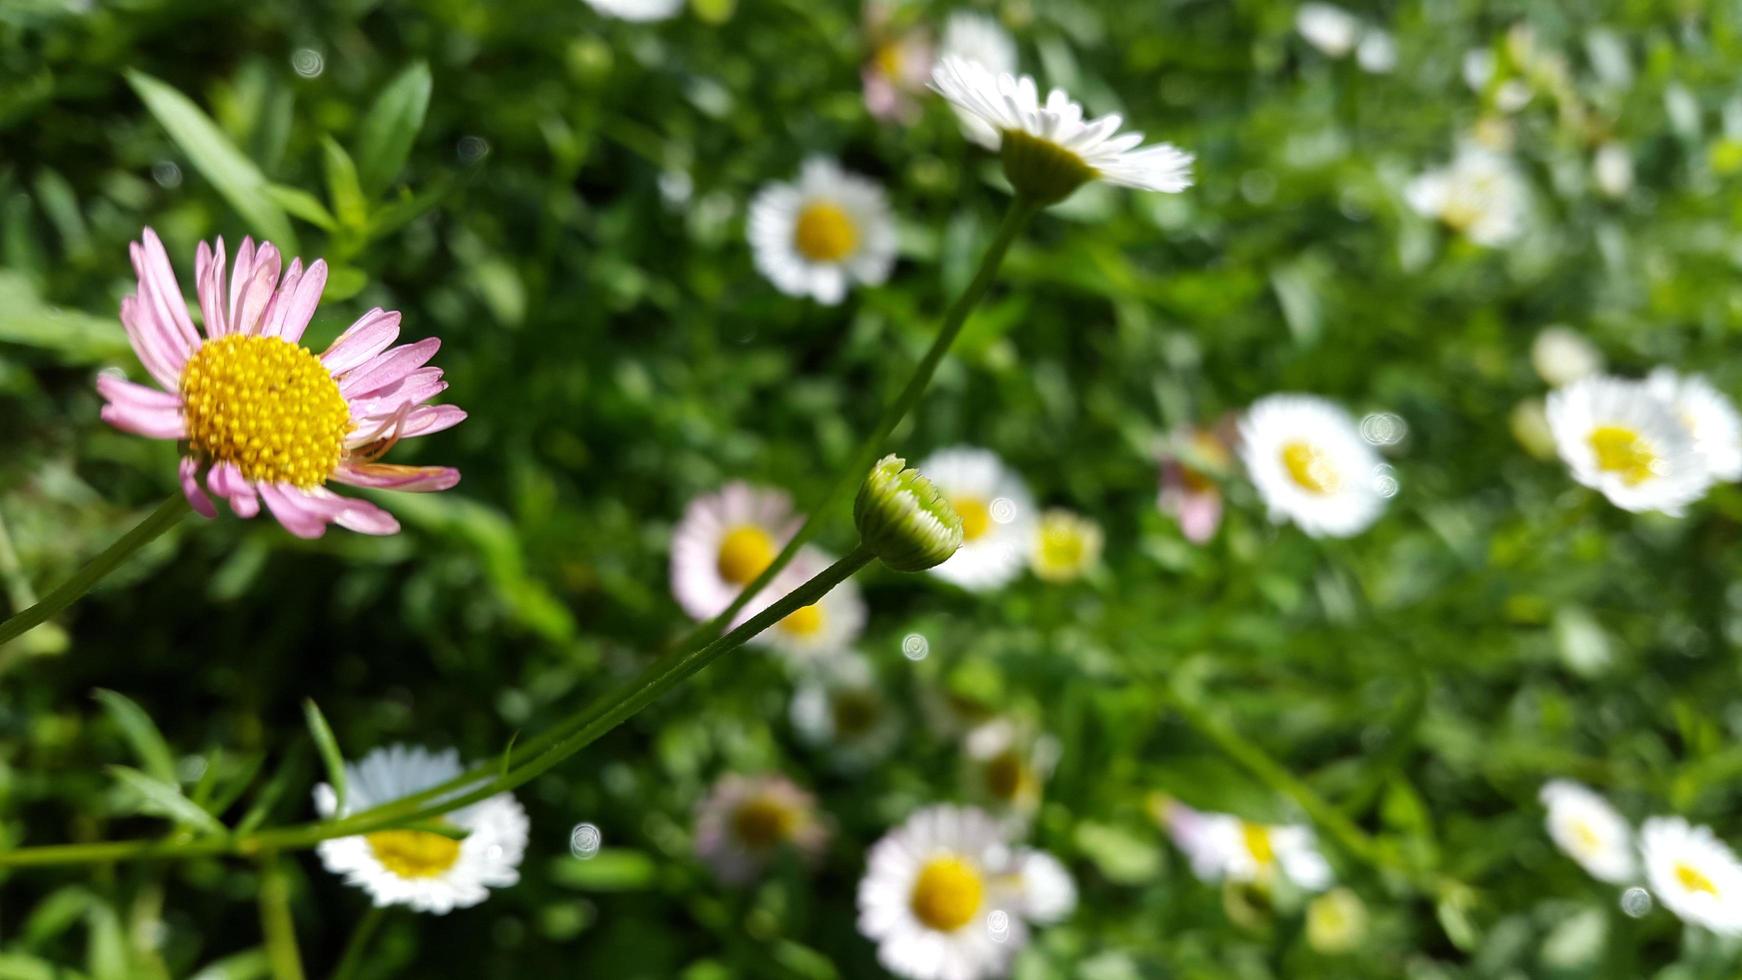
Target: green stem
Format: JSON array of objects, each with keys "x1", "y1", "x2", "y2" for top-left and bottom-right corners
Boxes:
[
  {"x1": 0, "y1": 546, "x2": 875, "y2": 867},
  {"x1": 258, "y1": 853, "x2": 307, "y2": 980},
  {"x1": 302, "y1": 194, "x2": 1042, "y2": 828},
  {"x1": 0, "y1": 495, "x2": 188, "y2": 647},
  {"x1": 330, "y1": 905, "x2": 385, "y2": 980}
]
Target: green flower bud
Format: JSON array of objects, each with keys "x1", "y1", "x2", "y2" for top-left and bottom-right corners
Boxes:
[
  {"x1": 1000, "y1": 130, "x2": 1098, "y2": 206},
  {"x1": 854, "y1": 454, "x2": 964, "y2": 572}
]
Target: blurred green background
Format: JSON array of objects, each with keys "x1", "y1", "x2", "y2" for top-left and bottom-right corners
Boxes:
[{"x1": 5, "y1": 0, "x2": 1742, "y2": 976}]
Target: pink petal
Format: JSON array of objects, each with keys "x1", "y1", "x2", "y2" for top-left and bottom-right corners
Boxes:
[
  {"x1": 226, "y1": 237, "x2": 256, "y2": 329},
  {"x1": 337, "y1": 337, "x2": 440, "y2": 398},
  {"x1": 97, "y1": 373, "x2": 185, "y2": 439},
  {"x1": 1177, "y1": 491, "x2": 1222, "y2": 544},
  {"x1": 231, "y1": 243, "x2": 282, "y2": 336},
  {"x1": 206, "y1": 462, "x2": 261, "y2": 519},
  {"x1": 255, "y1": 258, "x2": 303, "y2": 339},
  {"x1": 321, "y1": 309, "x2": 401, "y2": 375},
  {"x1": 396, "y1": 404, "x2": 467, "y2": 440},
  {"x1": 134, "y1": 229, "x2": 200, "y2": 353},
  {"x1": 196, "y1": 237, "x2": 229, "y2": 338},
  {"x1": 347, "y1": 367, "x2": 447, "y2": 418},
  {"x1": 179, "y1": 457, "x2": 217, "y2": 519},
  {"x1": 118, "y1": 295, "x2": 185, "y2": 390},
  {"x1": 309, "y1": 488, "x2": 401, "y2": 535},
  {"x1": 97, "y1": 372, "x2": 177, "y2": 410},
  {"x1": 263, "y1": 259, "x2": 327, "y2": 343},
  {"x1": 258, "y1": 483, "x2": 330, "y2": 539},
  {"x1": 332, "y1": 462, "x2": 460, "y2": 493}
]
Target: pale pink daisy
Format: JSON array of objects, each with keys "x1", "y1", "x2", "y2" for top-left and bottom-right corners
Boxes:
[
  {"x1": 98, "y1": 230, "x2": 463, "y2": 538},
  {"x1": 693, "y1": 773, "x2": 829, "y2": 885}
]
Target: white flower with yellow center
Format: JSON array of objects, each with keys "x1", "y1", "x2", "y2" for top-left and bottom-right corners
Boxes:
[
  {"x1": 669, "y1": 482, "x2": 798, "y2": 621},
  {"x1": 1546, "y1": 376, "x2": 1712, "y2": 515},
  {"x1": 1642, "y1": 816, "x2": 1742, "y2": 935},
  {"x1": 938, "y1": 13, "x2": 1017, "y2": 147},
  {"x1": 1238, "y1": 394, "x2": 1389, "y2": 538},
  {"x1": 693, "y1": 773, "x2": 829, "y2": 885},
  {"x1": 313, "y1": 745, "x2": 528, "y2": 914},
  {"x1": 1201, "y1": 815, "x2": 1334, "y2": 892},
  {"x1": 791, "y1": 652, "x2": 901, "y2": 771},
  {"x1": 1540, "y1": 780, "x2": 1635, "y2": 884},
  {"x1": 963, "y1": 718, "x2": 1058, "y2": 816},
  {"x1": 915, "y1": 447, "x2": 1034, "y2": 591},
  {"x1": 747, "y1": 157, "x2": 896, "y2": 305},
  {"x1": 1647, "y1": 368, "x2": 1742, "y2": 482},
  {"x1": 740, "y1": 546, "x2": 866, "y2": 664},
  {"x1": 581, "y1": 0, "x2": 682, "y2": 21},
  {"x1": 1029, "y1": 509, "x2": 1102, "y2": 583},
  {"x1": 928, "y1": 56, "x2": 1193, "y2": 203},
  {"x1": 1406, "y1": 145, "x2": 1529, "y2": 247},
  {"x1": 857, "y1": 804, "x2": 1075, "y2": 980}
]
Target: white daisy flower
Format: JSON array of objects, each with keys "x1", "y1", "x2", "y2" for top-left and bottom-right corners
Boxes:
[
  {"x1": 963, "y1": 718, "x2": 1059, "y2": 816},
  {"x1": 1238, "y1": 394, "x2": 1390, "y2": 539},
  {"x1": 1540, "y1": 780, "x2": 1636, "y2": 884},
  {"x1": 1294, "y1": 3, "x2": 1362, "y2": 58},
  {"x1": 1531, "y1": 326, "x2": 1603, "y2": 388},
  {"x1": 693, "y1": 773, "x2": 828, "y2": 885},
  {"x1": 312, "y1": 745, "x2": 528, "y2": 914},
  {"x1": 915, "y1": 447, "x2": 1035, "y2": 591},
  {"x1": 740, "y1": 546, "x2": 866, "y2": 664},
  {"x1": 1546, "y1": 376, "x2": 1712, "y2": 515},
  {"x1": 1406, "y1": 145, "x2": 1529, "y2": 247},
  {"x1": 790, "y1": 652, "x2": 902, "y2": 771},
  {"x1": 581, "y1": 0, "x2": 683, "y2": 21},
  {"x1": 1029, "y1": 509, "x2": 1102, "y2": 583},
  {"x1": 939, "y1": 13, "x2": 1018, "y2": 147},
  {"x1": 1647, "y1": 368, "x2": 1742, "y2": 482},
  {"x1": 1159, "y1": 799, "x2": 1331, "y2": 891},
  {"x1": 928, "y1": 55, "x2": 1193, "y2": 202},
  {"x1": 747, "y1": 157, "x2": 896, "y2": 305},
  {"x1": 857, "y1": 804, "x2": 1073, "y2": 980},
  {"x1": 670, "y1": 482, "x2": 797, "y2": 622},
  {"x1": 1642, "y1": 816, "x2": 1742, "y2": 935}
]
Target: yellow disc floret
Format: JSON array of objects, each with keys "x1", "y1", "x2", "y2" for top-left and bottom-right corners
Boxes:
[
  {"x1": 793, "y1": 201, "x2": 859, "y2": 263},
  {"x1": 1281, "y1": 440, "x2": 1342, "y2": 495},
  {"x1": 180, "y1": 334, "x2": 352, "y2": 487},
  {"x1": 910, "y1": 855, "x2": 985, "y2": 932},
  {"x1": 717, "y1": 525, "x2": 777, "y2": 585},
  {"x1": 1588, "y1": 425, "x2": 1658, "y2": 486},
  {"x1": 1677, "y1": 861, "x2": 1720, "y2": 896},
  {"x1": 366, "y1": 828, "x2": 463, "y2": 879},
  {"x1": 951, "y1": 495, "x2": 993, "y2": 542},
  {"x1": 731, "y1": 795, "x2": 800, "y2": 850}
]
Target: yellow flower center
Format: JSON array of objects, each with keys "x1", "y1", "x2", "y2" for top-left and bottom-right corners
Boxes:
[
  {"x1": 1571, "y1": 820, "x2": 1603, "y2": 856},
  {"x1": 874, "y1": 41, "x2": 905, "y2": 80},
  {"x1": 830, "y1": 688, "x2": 882, "y2": 736},
  {"x1": 910, "y1": 855, "x2": 985, "y2": 932},
  {"x1": 716, "y1": 525, "x2": 777, "y2": 585},
  {"x1": 984, "y1": 748, "x2": 1029, "y2": 802},
  {"x1": 793, "y1": 201, "x2": 859, "y2": 263},
  {"x1": 180, "y1": 334, "x2": 353, "y2": 487},
  {"x1": 1281, "y1": 440, "x2": 1341, "y2": 495},
  {"x1": 1035, "y1": 516, "x2": 1096, "y2": 581},
  {"x1": 1242, "y1": 822, "x2": 1276, "y2": 867},
  {"x1": 366, "y1": 827, "x2": 463, "y2": 879},
  {"x1": 730, "y1": 795, "x2": 799, "y2": 850},
  {"x1": 951, "y1": 495, "x2": 993, "y2": 542},
  {"x1": 1676, "y1": 861, "x2": 1720, "y2": 896},
  {"x1": 1588, "y1": 425, "x2": 1658, "y2": 486},
  {"x1": 780, "y1": 603, "x2": 825, "y2": 638}
]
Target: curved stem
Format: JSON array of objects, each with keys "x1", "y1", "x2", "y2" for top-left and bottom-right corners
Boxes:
[
  {"x1": 0, "y1": 495, "x2": 188, "y2": 647},
  {"x1": 330, "y1": 905, "x2": 385, "y2": 980},
  {"x1": 0, "y1": 546, "x2": 875, "y2": 867},
  {"x1": 258, "y1": 853, "x2": 307, "y2": 980}
]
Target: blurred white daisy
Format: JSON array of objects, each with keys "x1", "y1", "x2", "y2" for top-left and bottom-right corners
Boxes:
[
  {"x1": 1540, "y1": 780, "x2": 1635, "y2": 884},
  {"x1": 1355, "y1": 30, "x2": 1397, "y2": 74},
  {"x1": 857, "y1": 804, "x2": 1074, "y2": 980},
  {"x1": 670, "y1": 482, "x2": 798, "y2": 621},
  {"x1": 916, "y1": 447, "x2": 1035, "y2": 591},
  {"x1": 1294, "y1": 4, "x2": 1361, "y2": 57},
  {"x1": 1647, "y1": 368, "x2": 1742, "y2": 482},
  {"x1": 693, "y1": 773, "x2": 828, "y2": 885},
  {"x1": 1642, "y1": 816, "x2": 1742, "y2": 935},
  {"x1": 313, "y1": 745, "x2": 528, "y2": 914},
  {"x1": 1594, "y1": 142, "x2": 1634, "y2": 199},
  {"x1": 1531, "y1": 326, "x2": 1603, "y2": 388},
  {"x1": 748, "y1": 157, "x2": 896, "y2": 305},
  {"x1": 742, "y1": 546, "x2": 866, "y2": 664},
  {"x1": 939, "y1": 13, "x2": 1017, "y2": 146},
  {"x1": 1029, "y1": 509, "x2": 1102, "y2": 583},
  {"x1": 1406, "y1": 145, "x2": 1528, "y2": 247},
  {"x1": 862, "y1": 1, "x2": 933, "y2": 123},
  {"x1": 963, "y1": 717, "x2": 1059, "y2": 816},
  {"x1": 791, "y1": 652, "x2": 902, "y2": 771},
  {"x1": 1546, "y1": 376, "x2": 1712, "y2": 515},
  {"x1": 581, "y1": 0, "x2": 682, "y2": 21},
  {"x1": 928, "y1": 56, "x2": 1193, "y2": 200},
  {"x1": 1161, "y1": 800, "x2": 1331, "y2": 892},
  {"x1": 1238, "y1": 394, "x2": 1390, "y2": 538}
]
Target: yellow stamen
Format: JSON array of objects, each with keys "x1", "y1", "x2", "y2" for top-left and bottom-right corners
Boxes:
[
  {"x1": 951, "y1": 495, "x2": 993, "y2": 542},
  {"x1": 1571, "y1": 820, "x2": 1602, "y2": 855},
  {"x1": 366, "y1": 828, "x2": 462, "y2": 879},
  {"x1": 1677, "y1": 861, "x2": 1720, "y2": 896},
  {"x1": 780, "y1": 603, "x2": 825, "y2": 638},
  {"x1": 180, "y1": 334, "x2": 353, "y2": 487},
  {"x1": 793, "y1": 201, "x2": 859, "y2": 263},
  {"x1": 1588, "y1": 425, "x2": 1658, "y2": 486},
  {"x1": 910, "y1": 855, "x2": 985, "y2": 932},
  {"x1": 717, "y1": 525, "x2": 777, "y2": 585},
  {"x1": 874, "y1": 41, "x2": 905, "y2": 80},
  {"x1": 1281, "y1": 440, "x2": 1341, "y2": 495},
  {"x1": 1242, "y1": 822, "x2": 1276, "y2": 867},
  {"x1": 731, "y1": 795, "x2": 799, "y2": 850}
]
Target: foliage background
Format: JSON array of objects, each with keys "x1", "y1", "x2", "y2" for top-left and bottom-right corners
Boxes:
[{"x1": 4, "y1": 0, "x2": 1742, "y2": 977}]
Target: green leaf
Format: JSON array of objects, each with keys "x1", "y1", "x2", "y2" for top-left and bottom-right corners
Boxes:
[
  {"x1": 499, "y1": 730, "x2": 519, "y2": 780},
  {"x1": 106, "y1": 765, "x2": 226, "y2": 836},
  {"x1": 185, "y1": 950, "x2": 271, "y2": 980},
  {"x1": 321, "y1": 137, "x2": 368, "y2": 230},
  {"x1": 0, "y1": 952, "x2": 89, "y2": 980},
  {"x1": 125, "y1": 70, "x2": 297, "y2": 252},
  {"x1": 547, "y1": 850, "x2": 657, "y2": 891},
  {"x1": 91, "y1": 688, "x2": 177, "y2": 784},
  {"x1": 234, "y1": 745, "x2": 308, "y2": 835},
  {"x1": 302, "y1": 698, "x2": 347, "y2": 815},
  {"x1": 263, "y1": 184, "x2": 336, "y2": 231},
  {"x1": 0, "y1": 271, "x2": 131, "y2": 364},
  {"x1": 354, "y1": 62, "x2": 432, "y2": 197}
]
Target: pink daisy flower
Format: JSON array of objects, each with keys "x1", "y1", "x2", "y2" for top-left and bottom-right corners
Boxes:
[{"x1": 98, "y1": 229, "x2": 464, "y2": 539}]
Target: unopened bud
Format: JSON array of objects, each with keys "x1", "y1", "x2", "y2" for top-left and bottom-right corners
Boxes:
[{"x1": 854, "y1": 454, "x2": 964, "y2": 572}]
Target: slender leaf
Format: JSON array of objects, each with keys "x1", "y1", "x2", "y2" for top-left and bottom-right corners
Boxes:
[
  {"x1": 125, "y1": 70, "x2": 297, "y2": 252},
  {"x1": 106, "y1": 765, "x2": 226, "y2": 836},
  {"x1": 235, "y1": 745, "x2": 308, "y2": 835},
  {"x1": 0, "y1": 271, "x2": 130, "y2": 364},
  {"x1": 263, "y1": 184, "x2": 336, "y2": 231},
  {"x1": 321, "y1": 137, "x2": 368, "y2": 230},
  {"x1": 354, "y1": 62, "x2": 432, "y2": 197},
  {"x1": 302, "y1": 699, "x2": 346, "y2": 815},
  {"x1": 91, "y1": 689, "x2": 176, "y2": 784}
]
